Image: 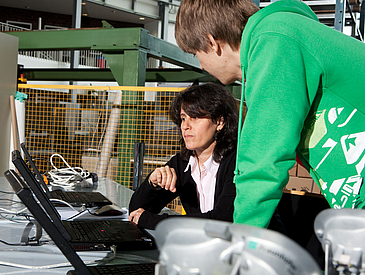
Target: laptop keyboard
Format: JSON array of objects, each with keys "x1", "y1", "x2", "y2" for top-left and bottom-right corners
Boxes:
[
  {"x1": 90, "y1": 263, "x2": 155, "y2": 274},
  {"x1": 54, "y1": 190, "x2": 92, "y2": 202},
  {"x1": 70, "y1": 220, "x2": 123, "y2": 241}
]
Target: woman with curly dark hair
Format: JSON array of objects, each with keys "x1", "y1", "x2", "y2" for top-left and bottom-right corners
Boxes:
[
  {"x1": 170, "y1": 82, "x2": 238, "y2": 164},
  {"x1": 129, "y1": 82, "x2": 239, "y2": 230}
]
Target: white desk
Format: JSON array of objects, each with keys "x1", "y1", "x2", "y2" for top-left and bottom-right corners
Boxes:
[{"x1": 0, "y1": 177, "x2": 159, "y2": 274}]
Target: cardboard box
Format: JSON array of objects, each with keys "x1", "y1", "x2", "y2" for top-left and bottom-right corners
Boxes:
[
  {"x1": 311, "y1": 181, "x2": 322, "y2": 194},
  {"x1": 297, "y1": 163, "x2": 311, "y2": 178},
  {"x1": 288, "y1": 162, "x2": 297, "y2": 177},
  {"x1": 285, "y1": 176, "x2": 314, "y2": 193}
]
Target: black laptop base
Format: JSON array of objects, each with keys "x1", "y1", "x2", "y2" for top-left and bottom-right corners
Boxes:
[
  {"x1": 7, "y1": 160, "x2": 156, "y2": 251},
  {"x1": 5, "y1": 169, "x2": 156, "y2": 275},
  {"x1": 5, "y1": 169, "x2": 93, "y2": 274},
  {"x1": 64, "y1": 219, "x2": 156, "y2": 251},
  {"x1": 67, "y1": 262, "x2": 156, "y2": 275}
]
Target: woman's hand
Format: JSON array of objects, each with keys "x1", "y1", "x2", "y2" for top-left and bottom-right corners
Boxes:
[
  {"x1": 129, "y1": 208, "x2": 145, "y2": 224},
  {"x1": 149, "y1": 166, "x2": 177, "y2": 192}
]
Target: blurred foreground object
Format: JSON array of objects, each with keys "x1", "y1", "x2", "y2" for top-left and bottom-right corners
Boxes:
[
  {"x1": 315, "y1": 208, "x2": 365, "y2": 275},
  {"x1": 155, "y1": 218, "x2": 322, "y2": 275}
]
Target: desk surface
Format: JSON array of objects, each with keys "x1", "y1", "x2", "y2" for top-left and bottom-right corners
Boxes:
[{"x1": 0, "y1": 177, "x2": 159, "y2": 274}]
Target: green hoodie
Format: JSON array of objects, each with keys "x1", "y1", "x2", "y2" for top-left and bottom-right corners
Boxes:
[{"x1": 234, "y1": 0, "x2": 365, "y2": 227}]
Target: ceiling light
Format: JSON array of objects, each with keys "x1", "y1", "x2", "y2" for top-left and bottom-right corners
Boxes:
[{"x1": 139, "y1": 17, "x2": 145, "y2": 21}]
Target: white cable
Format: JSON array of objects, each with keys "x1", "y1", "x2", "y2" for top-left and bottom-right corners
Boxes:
[
  {"x1": 65, "y1": 209, "x2": 88, "y2": 220},
  {"x1": 47, "y1": 153, "x2": 89, "y2": 187},
  {"x1": 0, "y1": 206, "x2": 29, "y2": 215},
  {"x1": 0, "y1": 259, "x2": 96, "y2": 269},
  {"x1": 95, "y1": 245, "x2": 117, "y2": 262},
  {"x1": 49, "y1": 198, "x2": 77, "y2": 212},
  {"x1": 50, "y1": 154, "x2": 87, "y2": 179},
  {"x1": 0, "y1": 212, "x2": 34, "y2": 223},
  {"x1": 0, "y1": 245, "x2": 117, "y2": 269}
]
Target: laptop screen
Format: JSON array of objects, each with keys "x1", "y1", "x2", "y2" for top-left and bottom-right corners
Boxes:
[
  {"x1": 4, "y1": 169, "x2": 91, "y2": 275},
  {"x1": 11, "y1": 150, "x2": 71, "y2": 241},
  {"x1": 20, "y1": 142, "x2": 52, "y2": 198}
]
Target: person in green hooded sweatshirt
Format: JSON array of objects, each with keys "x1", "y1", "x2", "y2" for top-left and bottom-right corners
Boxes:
[{"x1": 175, "y1": 0, "x2": 365, "y2": 229}]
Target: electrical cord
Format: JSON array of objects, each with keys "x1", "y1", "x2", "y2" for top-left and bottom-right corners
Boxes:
[
  {"x1": 0, "y1": 199, "x2": 25, "y2": 208},
  {"x1": 0, "y1": 245, "x2": 117, "y2": 269},
  {"x1": 0, "y1": 190, "x2": 15, "y2": 195},
  {"x1": 0, "y1": 218, "x2": 51, "y2": 247},
  {"x1": 49, "y1": 198, "x2": 78, "y2": 212},
  {"x1": 0, "y1": 212, "x2": 33, "y2": 223},
  {"x1": 65, "y1": 209, "x2": 88, "y2": 220},
  {"x1": 0, "y1": 197, "x2": 88, "y2": 223},
  {"x1": 0, "y1": 259, "x2": 84, "y2": 269},
  {"x1": 0, "y1": 238, "x2": 50, "y2": 247},
  {"x1": 96, "y1": 245, "x2": 117, "y2": 262},
  {"x1": 1, "y1": 211, "x2": 38, "y2": 224},
  {"x1": 47, "y1": 153, "x2": 90, "y2": 187},
  {"x1": 48, "y1": 198, "x2": 96, "y2": 220},
  {"x1": 0, "y1": 239, "x2": 28, "y2": 246},
  {"x1": 0, "y1": 198, "x2": 22, "y2": 203},
  {"x1": 0, "y1": 206, "x2": 30, "y2": 216},
  {"x1": 65, "y1": 207, "x2": 99, "y2": 220}
]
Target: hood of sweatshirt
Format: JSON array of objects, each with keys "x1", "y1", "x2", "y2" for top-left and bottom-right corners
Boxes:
[{"x1": 241, "y1": 0, "x2": 319, "y2": 71}]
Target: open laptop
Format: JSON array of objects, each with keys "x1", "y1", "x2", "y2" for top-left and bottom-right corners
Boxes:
[
  {"x1": 5, "y1": 168, "x2": 156, "y2": 252},
  {"x1": 5, "y1": 169, "x2": 156, "y2": 275},
  {"x1": 18, "y1": 142, "x2": 112, "y2": 207}
]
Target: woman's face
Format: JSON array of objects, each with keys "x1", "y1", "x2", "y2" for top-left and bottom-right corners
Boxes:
[{"x1": 180, "y1": 108, "x2": 223, "y2": 156}]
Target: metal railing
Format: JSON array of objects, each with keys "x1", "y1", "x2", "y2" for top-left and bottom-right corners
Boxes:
[
  {"x1": 0, "y1": 22, "x2": 30, "y2": 32},
  {"x1": 1, "y1": 22, "x2": 109, "y2": 68},
  {"x1": 2, "y1": 22, "x2": 181, "y2": 69}
]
